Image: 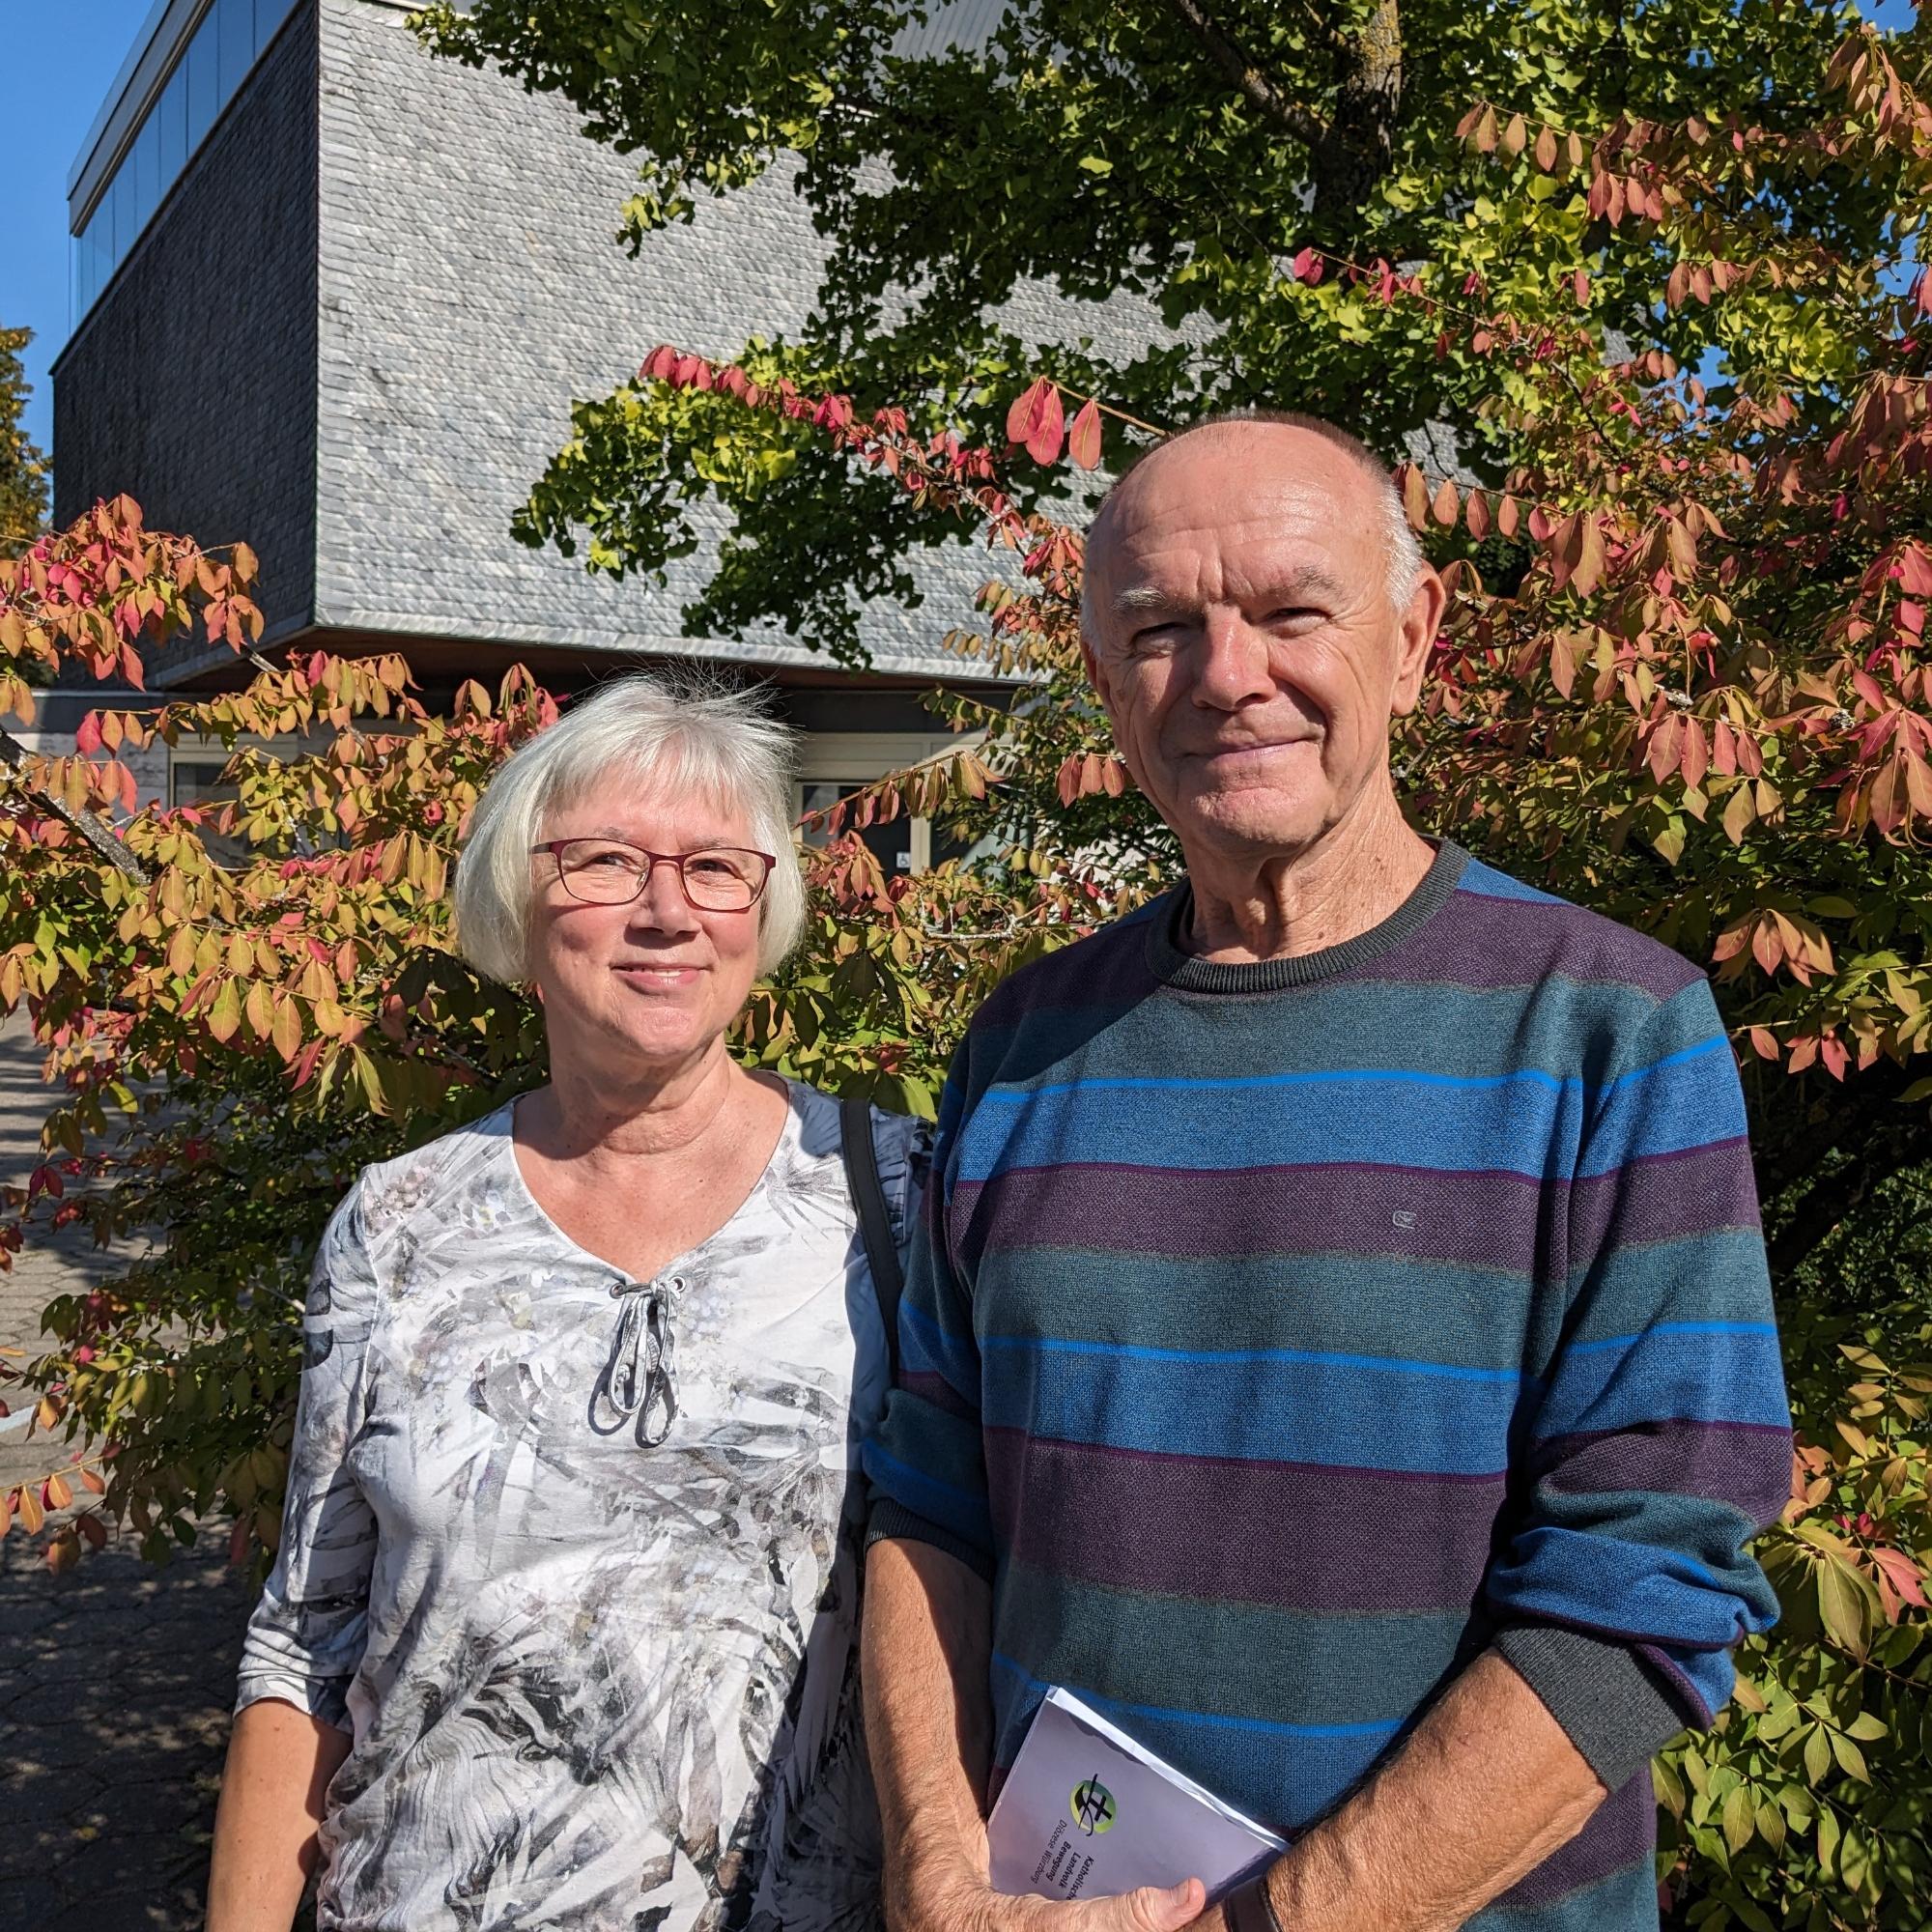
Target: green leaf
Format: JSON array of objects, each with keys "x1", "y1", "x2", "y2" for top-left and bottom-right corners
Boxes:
[{"x1": 1720, "y1": 1783, "x2": 1755, "y2": 1854}]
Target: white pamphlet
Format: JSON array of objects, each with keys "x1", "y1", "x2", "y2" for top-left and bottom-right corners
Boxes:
[{"x1": 987, "y1": 1687, "x2": 1289, "y2": 1903}]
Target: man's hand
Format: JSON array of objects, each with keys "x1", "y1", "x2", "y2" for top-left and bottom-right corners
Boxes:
[
  {"x1": 865, "y1": 1538, "x2": 1208, "y2": 1932},
  {"x1": 889, "y1": 1819, "x2": 1203, "y2": 1932}
]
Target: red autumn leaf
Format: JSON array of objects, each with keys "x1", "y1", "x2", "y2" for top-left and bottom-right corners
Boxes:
[
  {"x1": 1681, "y1": 719, "x2": 1710, "y2": 793},
  {"x1": 1918, "y1": 267, "x2": 1932, "y2": 318},
  {"x1": 1573, "y1": 270, "x2": 1590, "y2": 306},
  {"x1": 1067, "y1": 399, "x2": 1103, "y2": 470},
  {"x1": 1870, "y1": 1546, "x2": 1928, "y2": 1610},
  {"x1": 1024, "y1": 384, "x2": 1066, "y2": 466},
  {"x1": 1007, "y1": 377, "x2": 1053, "y2": 446},
  {"x1": 73, "y1": 711, "x2": 102, "y2": 756},
  {"x1": 1895, "y1": 547, "x2": 1932, "y2": 598},
  {"x1": 76, "y1": 1513, "x2": 106, "y2": 1550},
  {"x1": 1431, "y1": 478, "x2": 1461, "y2": 527},
  {"x1": 1464, "y1": 491, "x2": 1492, "y2": 542},
  {"x1": 1290, "y1": 246, "x2": 1321, "y2": 284}
]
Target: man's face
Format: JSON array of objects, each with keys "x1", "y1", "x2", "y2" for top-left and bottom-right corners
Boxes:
[{"x1": 1081, "y1": 426, "x2": 1441, "y2": 862}]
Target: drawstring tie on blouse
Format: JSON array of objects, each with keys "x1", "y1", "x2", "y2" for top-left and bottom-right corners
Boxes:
[{"x1": 593, "y1": 1274, "x2": 681, "y2": 1445}]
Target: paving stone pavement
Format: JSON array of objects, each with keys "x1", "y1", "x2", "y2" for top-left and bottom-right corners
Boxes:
[{"x1": 1, "y1": 1012, "x2": 251, "y2": 1929}]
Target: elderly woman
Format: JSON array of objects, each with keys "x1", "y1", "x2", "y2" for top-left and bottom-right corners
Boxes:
[{"x1": 206, "y1": 676, "x2": 922, "y2": 1932}]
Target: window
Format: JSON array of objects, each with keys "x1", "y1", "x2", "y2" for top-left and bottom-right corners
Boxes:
[
  {"x1": 170, "y1": 759, "x2": 239, "y2": 810},
  {"x1": 130, "y1": 110, "x2": 159, "y2": 240},
  {"x1": 156, "y1": 62, "x2": 187, "y2": 185},
  {"x1": 185, "y1": 13, "x2": 218, "y2": 150},
  {"x1": 107, "y1": 166, "x2": 129, "y2": 260},
  {"x1": 72, "y1": 0, "x2": 287, "y2": 328},
  {"x1": 218, "y1": 0, "x2": 254, "y2": 97},
  {"x1": 793, "y1": 731, "x2": 984, "y2": 877},
  {"x1": 799, "y1": 781, "x2": 920, "y2": 877},
  {"x1": 254, "y1": 0, "x2": 297, "y2": 56}
]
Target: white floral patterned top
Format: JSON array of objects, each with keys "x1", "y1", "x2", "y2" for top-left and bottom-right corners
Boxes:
[{"x1": 236, "y1": 1081, "x2": 923, "y2": 1932}]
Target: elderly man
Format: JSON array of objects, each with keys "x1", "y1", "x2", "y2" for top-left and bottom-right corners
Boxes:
[{"x1": 862, "y1": 413, "x2": 1790, "y2": 1932}]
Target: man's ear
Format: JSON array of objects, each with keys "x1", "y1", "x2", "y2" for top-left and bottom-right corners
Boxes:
[
  {"x1": 1389, "y1": 567, "x2": 1448, "y2": 718},
  {"x1": 1081, "y1": 633, "x2": 1108, "y2": 709}
]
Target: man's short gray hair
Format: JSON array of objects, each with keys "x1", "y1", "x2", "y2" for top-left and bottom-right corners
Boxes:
[
  {"x1": 1079, "y1": 411, "x2": 1427, "y2": 638},
  {"x1": 454, "y1": 672, "x2": 806, "y2": 983}
]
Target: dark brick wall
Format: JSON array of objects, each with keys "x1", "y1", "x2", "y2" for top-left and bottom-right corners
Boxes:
[{"x1": 51, "y1": 2, "x2": 319, "y2": 657}]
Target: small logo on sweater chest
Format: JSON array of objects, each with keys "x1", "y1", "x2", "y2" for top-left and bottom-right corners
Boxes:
[{"x1": 1391, "y1": 1209, "x2": 1418, "y2": 1231}]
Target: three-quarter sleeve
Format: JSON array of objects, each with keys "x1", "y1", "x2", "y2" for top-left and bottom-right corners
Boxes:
[
  {"x1": 1488, "y1": 980, "x2": 1792, "y2": 1788},
  {"x1": 865, "y1": 1059, "x2": 996, "y2": 1578},
  {"x1": 236, "y1": 1179, "x2": 384, "y2": 1732}
]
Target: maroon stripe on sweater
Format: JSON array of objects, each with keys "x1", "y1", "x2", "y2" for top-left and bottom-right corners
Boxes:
[
  {"x1": 1531, "y1": 1419, "x2": 1792, "y2": 1521},
  {"x1": 1372, "y1": 891, "x2": 1703, "y2": 1003},
  {"x1": 985, "y1": 1429, "x2": 1508, "y2": 1613},
  {"x1": 951, "y1": 1143, "x2": 1755, "y2": 1281}
]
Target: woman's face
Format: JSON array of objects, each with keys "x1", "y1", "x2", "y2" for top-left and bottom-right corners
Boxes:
[{"x1": 527, "y1": 779, "x2": 770, "y2": 1080}]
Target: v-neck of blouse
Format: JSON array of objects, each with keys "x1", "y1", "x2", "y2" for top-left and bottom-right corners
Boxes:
[{"x1": 497, "y1": 1077, "x2": 805, "y2": 1289}]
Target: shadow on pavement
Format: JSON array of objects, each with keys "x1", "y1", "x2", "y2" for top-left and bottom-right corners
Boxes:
[{"x1": 1, "y1": 1015, "x2": 250, "y2": 1928}]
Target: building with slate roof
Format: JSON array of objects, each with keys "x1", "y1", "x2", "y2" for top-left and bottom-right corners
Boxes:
[{"x1": 49, "y1": 0, "x2": 1014, "y2": 871}]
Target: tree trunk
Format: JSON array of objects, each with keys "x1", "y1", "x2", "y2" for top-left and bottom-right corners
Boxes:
[{"x1": 1311, "y1": 0, "x2": 1403, "y2": 226}]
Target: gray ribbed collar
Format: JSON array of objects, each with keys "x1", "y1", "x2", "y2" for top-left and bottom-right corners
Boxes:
[{"x1": 1145, "y1": 839, "x2": 1470, "y2": 993}]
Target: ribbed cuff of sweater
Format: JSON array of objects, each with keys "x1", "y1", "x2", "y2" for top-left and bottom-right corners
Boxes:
[
  {"x1": 867, "y1": 1498, "x2": 997, "y2": 1582},
  {"x1": 1493, "y1": 1625, "x2": 1697, "y2": 1791}
]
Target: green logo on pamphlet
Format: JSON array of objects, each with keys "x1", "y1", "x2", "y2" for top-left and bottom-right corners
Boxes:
[{"x1": 1071, "y1": 1776, "x2": 1117, "y2": 1835}]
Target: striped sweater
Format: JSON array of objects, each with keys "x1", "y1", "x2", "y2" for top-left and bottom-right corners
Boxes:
[{"x1": 866, "y1": 840, "x2": 1790, "y2": 1931}]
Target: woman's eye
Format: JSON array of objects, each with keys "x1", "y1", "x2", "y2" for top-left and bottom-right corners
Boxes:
[{"x1": 688, "y1": 857, "x2": 734, "y2": 876}]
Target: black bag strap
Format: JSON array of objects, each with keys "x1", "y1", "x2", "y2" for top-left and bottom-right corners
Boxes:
[{"x1": 840, "y1": 1095, "x2": 904, "y2": 1385}]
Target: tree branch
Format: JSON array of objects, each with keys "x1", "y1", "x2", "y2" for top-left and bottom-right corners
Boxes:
[
  {"x1": 1161, "y1": 0, "x2": 1329, "y2": 151},
  {"x1": 0, "y1": 723, "x2": 151, "y2": 884}
]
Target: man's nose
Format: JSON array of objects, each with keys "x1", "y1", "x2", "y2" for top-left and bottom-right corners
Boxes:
[{"x1": 1191, "y1": 611, "x2": 1276, "y2": 710}]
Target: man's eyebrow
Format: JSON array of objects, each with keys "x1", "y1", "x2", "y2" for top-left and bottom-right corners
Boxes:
[
  {"x1": 1108, "y1": 565, "x2": 1349, "y2": 615},
  {"x1": 1110, "y1": 583, "x2": 1182, "y2": 615}
]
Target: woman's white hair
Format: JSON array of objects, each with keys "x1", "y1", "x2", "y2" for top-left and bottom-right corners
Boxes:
[{"x1": 453, "y1": 672, "x2": 806, "y2": 983}]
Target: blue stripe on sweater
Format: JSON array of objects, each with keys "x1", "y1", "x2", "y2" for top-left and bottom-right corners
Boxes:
[{"x1": 955, "y1": 1039, "x2": 1739, "y2": 1185}]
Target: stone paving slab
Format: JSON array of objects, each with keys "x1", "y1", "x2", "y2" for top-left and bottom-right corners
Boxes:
[{"x1": 1, "y1": 1013, "x2": 249, "y2": 1929}]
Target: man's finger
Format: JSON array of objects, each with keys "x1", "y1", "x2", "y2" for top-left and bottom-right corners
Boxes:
[{"x1": 1072, "y1": 1878, "x2": 1206, "y2": 1931}]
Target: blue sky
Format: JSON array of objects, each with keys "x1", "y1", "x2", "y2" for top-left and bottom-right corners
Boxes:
[
  {"x1": 0, "y1": 0, "x2": 1922, "y2": 467},
  {"x1": 2, "y1": 0, "x2": 156, "y2": 454}
]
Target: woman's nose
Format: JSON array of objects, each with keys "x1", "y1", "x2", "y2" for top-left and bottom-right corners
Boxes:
[{"x1": 630, "y1": 858, "x2": 696, "y2": 927}]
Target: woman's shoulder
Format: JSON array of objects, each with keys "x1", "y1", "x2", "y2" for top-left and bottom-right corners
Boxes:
[
  {"x1": 338, "y1": 1103, "x2": 516, "y2": 1245},
  {"x1": 781, "y1": 1080, "x2": 930, "y2": 1239}
]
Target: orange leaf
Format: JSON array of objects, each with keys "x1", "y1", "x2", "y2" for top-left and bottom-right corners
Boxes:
[
  {"x1": 1401, "y1": 466, "x2": 1431, "y2": 530},
  {"x1": 1431, "y1": 477, "x2": 1461, "y2": 528},
  {"x1": 1463, "y1": 491, "x2": 1492, "y2": 542},
  {"x1": 1067, "y1": 399, "x2": 1103, "y2": 470}
]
